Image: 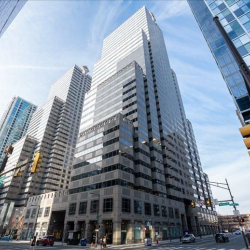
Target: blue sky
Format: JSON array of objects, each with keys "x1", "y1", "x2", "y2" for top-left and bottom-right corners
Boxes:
[{"x1": 0, "y1": 0, "x2": 249, "y2": 215}]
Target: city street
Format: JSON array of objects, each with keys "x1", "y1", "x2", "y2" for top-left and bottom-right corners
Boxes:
[{"x1": 0, "y1": 234, "x2": 248, "y2": 250}]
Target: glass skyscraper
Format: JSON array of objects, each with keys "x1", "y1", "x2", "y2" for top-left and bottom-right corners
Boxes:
[
  {"x1": 0, "y1": 0, "x2": 27, "y2": 37},
  {"x1": 64, "y1": 6, "x2": 217, "y2": 244},
  {"x1": 0, "y1": 96, "x2": 37, "y2": 166},
  {"x1": 188, "y1": 0, "x2": 250, "y2": 125}
]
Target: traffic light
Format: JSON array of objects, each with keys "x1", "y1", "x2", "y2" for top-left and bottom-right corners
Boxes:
[
  {"x1": 239, "y1": 217, "x2": 245, "y2": 223},
  {"x1": 30, "y1": 152, "x2": 43, "y2": 174},
  {"x1": 191, "y1": 200, "x2": 195, "y2": 208},
  {"x1": 13, "y1": 168, "x2": 22, "y2": 178},
  {"x1": 205, "y1": 198, "x2": 211, "y2": 206}
]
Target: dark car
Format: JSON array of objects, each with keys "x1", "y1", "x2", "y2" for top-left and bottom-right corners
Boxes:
[
  {"x1": 215, "y1": 233, "x2": 229, "y2": 243},
  {"x1": 181, "y1": 234, "x2": 196, "y2": 243},
  {"x1": 36, "y1": 235, "x2": 54, "y2": 246}
]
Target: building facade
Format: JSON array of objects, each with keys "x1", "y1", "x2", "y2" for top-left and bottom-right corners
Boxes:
[
  {"x1": 64, "y1": 7, "x2": 217, "y2": 245},
  {"x1": 21, "y1": 190, "x2": 69, "y2": 240},
  {"x1": 0, "y1": 96, "x2": 37, "y2": 166},
  {"x1": 0, "y1": 0, "x2": 27, "y2": 38},
  {"x1": 0, "y1": 65, "x2": 91, "y2": 235},
  {"x1": 218, "y1": 213, "x2": 250, "y2": 232},
  {"x1": 187, "y1": 0, "x2": 250, "y2": 154},
  {"x1": 188, "y1": 0, "x2": 250, "y2": 125}
]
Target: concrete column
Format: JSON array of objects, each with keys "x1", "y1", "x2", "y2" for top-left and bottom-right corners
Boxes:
[
  {"x1": 127, "y1": 223, "x2": 133, "y2": 244},
  {"x1": 99, "y1": 221, "x2": 105, "y2": 239},
  {"x1": 112, "y1": 221, "x2": 121, "y2": 245},
  {"x1": 85, "y1": 221, "x2": 93, "y2": 244}
]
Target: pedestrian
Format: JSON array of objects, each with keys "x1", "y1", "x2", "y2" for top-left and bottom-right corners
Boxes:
[
  {"x1": 103, "y1": 236, "x2": 107, "y2": 248},
  {"x1": 100, "y1": 237, "x2": 103, "y2": 249},
  {"x1": 30, "y1": 235, "x2": 36, "y2": 250}
]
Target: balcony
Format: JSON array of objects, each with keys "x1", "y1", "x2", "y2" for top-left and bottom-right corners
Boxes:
[
  {"x1": 239, "y1": 124, "x2": 250, "y2": 137},
  {"x1": 244, "y1": 137, "x2": 250, "y2": 149}
]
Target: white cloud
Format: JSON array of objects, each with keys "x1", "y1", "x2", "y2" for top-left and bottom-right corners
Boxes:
[
  {"x1": 151, "y1": 0, "x2": 189, "y2": 21},
  {"x1": 0, "y1": 65, "x2": 67, "y2": 70}
]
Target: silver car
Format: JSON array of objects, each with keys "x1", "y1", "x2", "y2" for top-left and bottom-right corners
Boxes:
[{"x1": 182, "y1": 234, "x2": 196, "y2": 243}]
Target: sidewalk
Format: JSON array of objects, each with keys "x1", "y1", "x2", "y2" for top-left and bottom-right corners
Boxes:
[{"x1": 0, "y1": 234, "x2": 215, "y2": 248}]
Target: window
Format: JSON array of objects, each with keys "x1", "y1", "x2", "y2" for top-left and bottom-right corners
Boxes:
[
  {"x1": 25, "y1": 209, "x2": 31, "y2": 219},
  {"x1": 145, "y1": 203, "x2": 151, "y2": 216},
  {"x1": 38, "y1": 208, "x2": 43, "y2": 217},
  {"x1": 68, "y1": 203, "x2": 77, "y2": 215},
  {"x1": 122, "y1": 198, "x2": 131, "y2": 213},
  {"x1": 103, "y1": 198, "x2": 113, "y2": 212},
  {"x1": 153, "y1": 204, "x2": 160, "y2": 216},
  {"x1": 31, "y1": 208, "x2": 37, "y2": 219},
  {"x1": 90, "y1": 200, "x2": 99, "y2": 214},
  {"x1": 134, "y1": 200, "x2": 142, "y2": 214},
  {"x1": 79, "y1": 201, "x2": 87, "y2": 214},
  {"x1": 168, "y1": 207, "x2": 174, "y2": 218},
  {"x1": 44, "y1": 207, "x2": 50, "y2": 217},
  {"x1": 175, "y1": 208, "x2": 180, "y2": 218},
  {"x1": 161, "y1": 206, "x2": 167, "y2": 217}
]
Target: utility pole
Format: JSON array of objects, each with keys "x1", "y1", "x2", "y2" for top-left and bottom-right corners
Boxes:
[
  {"x1": 205, "y1": 178, "x2": 249, "y2": 249},
  {"x1": 226, "y1": 179, "x2": 249, "y2": 249}
]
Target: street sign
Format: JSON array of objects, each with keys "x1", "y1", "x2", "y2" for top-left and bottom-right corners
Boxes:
[
  {"x1": 0, "y1": 175, "x2": 6, "y2": 187},
  {"x1": 213, "y1": 199, "x2": 219, "y2": 205},
  {"x1": 219, "y1": 202, "x2": 229, "y2": 206},
  {"x1": 229, "y1": 203, "x2": 239, "y2": 206},
  {"x1": 234, "y1": 210, "x2": 240, "y2": 216}
]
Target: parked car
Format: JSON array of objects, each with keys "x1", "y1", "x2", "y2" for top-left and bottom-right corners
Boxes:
[
  {"x1": 215, "y1": 233, "x2": 229, "y2": 243},
  {"x1": 36, "y1": 235, "x2": 54, "y2": 246},
  {"x1": 181, "y1": 234, "x2": 196, "y2": 243}
]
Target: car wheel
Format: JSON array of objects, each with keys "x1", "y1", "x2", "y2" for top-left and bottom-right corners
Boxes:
[
  {"x1": 36, "y1": 242, "x2": 39, "y2": 246},
  {"x1": 194, "y1": 239, "x2": 196, "y2": 243},
  {"x1": 50, "y1": 244, "x2": 53, "y2": 246},
  {"x1": 43, "y1": 243, "x2": 47, "y2": 246}
]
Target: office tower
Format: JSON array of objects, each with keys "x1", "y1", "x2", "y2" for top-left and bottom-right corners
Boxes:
[
  {"x1": 187, "y1": 0, "x2": 250, "y2": 153},
  {"x1": 0, "y1": 0, "x2": 27, "y2": 37},
  {"x1": 188, "y1": 0, "x2": 250, "y2": 125},
  {"x1": 65, "y1": 7, "x2": 217, "y2": 245},
  {"x1": 0, "y1": 96, "x2": 37, "y2": 166},
  {"x1": 0, "y1": 65, "x2": 91, "y2": 235}
]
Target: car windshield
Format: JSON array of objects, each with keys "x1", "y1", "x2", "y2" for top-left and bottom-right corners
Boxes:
[{"x1": 184, "y1": 235, "x2": 191, "y2": 238}]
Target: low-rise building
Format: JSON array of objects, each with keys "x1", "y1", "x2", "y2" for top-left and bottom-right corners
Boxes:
[
  {"x1": 218, "y1": 214, "x2": 250, "y2": 232},
  {"x1": 21, "y1": 190, "x2": 68, "y2": 240}
]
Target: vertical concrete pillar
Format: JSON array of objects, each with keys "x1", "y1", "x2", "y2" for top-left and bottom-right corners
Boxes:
[
  {"x1": 85, "y1": 221, "x2": 93, "y2": 244},
  {"x1": 99, "y1": 221, "x2": 105, "y2": 239},
  {"x1": 127, "y1": 222, "x2": 133, "y2": 244},
  {"x1": 112, "y1": 221, "x2": 121, "y2": 245}
]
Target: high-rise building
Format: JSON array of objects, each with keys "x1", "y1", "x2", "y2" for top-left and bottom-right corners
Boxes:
[
  {"x1": 0, "y1": 96, "x2": 37, "y2": 166},
  {"x1": 0, "y1": 65, "x2": 91, "y2": 235},
  {"x1": 0, "y1": 0, "x2": 27, "y2": 38},
  {"x1": 187, "y1": 0, "x2": 250, "y2": 153},
  {"x1": 63, "y1": 7, "x2": 217, "y2": 245}
]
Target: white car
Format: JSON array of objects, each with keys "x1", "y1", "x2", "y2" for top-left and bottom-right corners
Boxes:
[{"x1": 181, "y1": 234, "x2": 196, "y2": 243}]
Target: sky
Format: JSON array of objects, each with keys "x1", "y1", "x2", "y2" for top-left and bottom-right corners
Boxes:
[{"x1": 0, "y1": 0, "x2": 249, "y2": 215}]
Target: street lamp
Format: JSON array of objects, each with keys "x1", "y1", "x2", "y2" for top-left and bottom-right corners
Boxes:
[{"x1": 90, "y1": 193, "x2": 100, "y2": 248}]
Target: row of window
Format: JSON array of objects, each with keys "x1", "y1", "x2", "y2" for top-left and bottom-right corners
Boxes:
[
  {"x1": 25, "y1": 207, "x2": 50, "y2": 219},
  {"x1": 68, "y1": 198, "x2": 180, "y2": 218},
  {"x1": 68, "y1": 198, "x2": 113, "y2": 215}
]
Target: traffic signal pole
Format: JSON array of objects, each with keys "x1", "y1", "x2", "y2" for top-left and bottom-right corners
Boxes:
[
  {"x1": 206, "y1": 178, "x2": 249, "y2": 249},
  {"x1": 225, "y1": 179, "x2": 249, "y2": 249}
]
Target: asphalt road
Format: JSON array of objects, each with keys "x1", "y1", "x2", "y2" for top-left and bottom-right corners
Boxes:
[{"x1": 0, "y1": 234, "x2": 248, "y2": 250}]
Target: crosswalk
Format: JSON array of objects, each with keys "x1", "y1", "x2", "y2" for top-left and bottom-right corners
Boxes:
[{"x1": 108, "y1": 246, "x2": 245, "y2": 250}]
